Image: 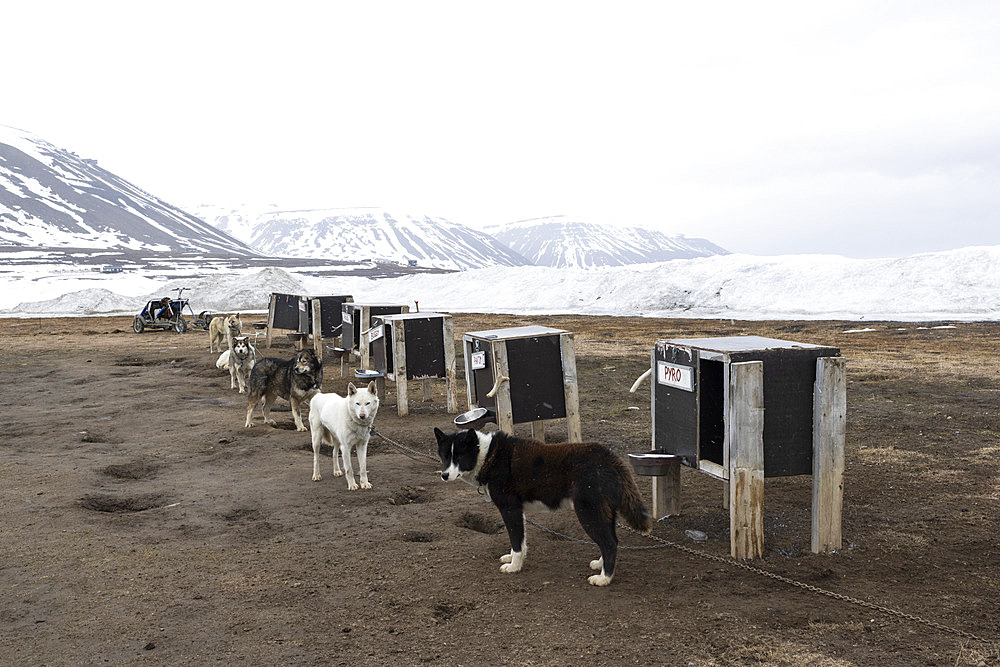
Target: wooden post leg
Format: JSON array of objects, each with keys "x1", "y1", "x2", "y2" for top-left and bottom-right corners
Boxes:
[
  {"x1": 560, "y1": 333, "x2": 582, "y2": 442},
  {"x1": 376, "y1": 376, "x2": 387, "y2": 405},
  {"x1": 652, "y1": 459, "x2": 681, "y2": 519},
  {"x1": 340, "y1": 353, "x2": 350, "y2": 379},
  {"x1": 422, "y1": 379, "x2": 433, "y2": 402},
  {"x1": 722, "y1": 480, "x2": 730, "y2": 510},
  {"x1": 530, "y1": 420, "x2": 546, "y2": 443},
  {"x1": 812, "y1": 356, "x2": 846, "y2": 553},
  {"x1": 312, "y1": 298, "x2": 323, "y2": 362},
  {"x1": 360, "y1": 307, "x2": 372, "y2": 370},
  {"x1": 729, "y1": 361, "x2": 764, "y2": 560},
  {"x1": 392, "y1": 324, "x2": 408, "y2": 417},
  {"x1": 443, "y1": 318, "x2": 458, "y2": 414},
  {"x1": 493, "y1": 342, "x2": 514, "y2": 434},
  {"x1": 265, "y1": 294, "x2": 276, "y2": 348}
]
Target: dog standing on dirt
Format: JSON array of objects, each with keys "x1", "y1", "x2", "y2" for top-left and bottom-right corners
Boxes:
[
  {"x1": 225, "y1": 335, "x2": 256, "y2": 393},
  {"x1": 209, "y1": 313, "x2": 242, "y2": 353},
  {"x1": 434, "y1": 427, "x2": 652, "y2": 586},
  {"x1": 244, "y1": 348, "x2": 322, "y2": 430},
  {"x1": 309, "y1": 381, "x2": 380, "y2": 490}
]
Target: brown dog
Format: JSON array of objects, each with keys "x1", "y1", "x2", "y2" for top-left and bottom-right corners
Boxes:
[
  {"x1": 209, "y1": 313, "x2": 241, "y2": 353},
  {"x1": 244, "y1": 348, "x2": 323, "y2": 430}
]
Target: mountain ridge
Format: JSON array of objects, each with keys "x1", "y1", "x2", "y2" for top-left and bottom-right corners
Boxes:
[{"x1": 0, "y1": 125, "x2": 257, "y2": 257}]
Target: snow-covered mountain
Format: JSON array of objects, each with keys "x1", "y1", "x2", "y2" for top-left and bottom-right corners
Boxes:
[
  {"x1": 190, "y1": 206, "x2": 532, "y2": 271},
  {"x1": 0, "y1": 125, "x2": 256, "y2": 256},
  {"x1": 490, "y1": 216, "x2": 728, "y2": 268}
]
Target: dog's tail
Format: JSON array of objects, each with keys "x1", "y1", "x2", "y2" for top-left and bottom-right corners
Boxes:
[{"x1": 619, "y1": 468, "x2": 653, "y2": 534}]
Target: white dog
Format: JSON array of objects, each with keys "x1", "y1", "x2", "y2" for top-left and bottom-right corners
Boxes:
[{"x1": 309, "y1": 382, "x2": 379, "y2": 490}]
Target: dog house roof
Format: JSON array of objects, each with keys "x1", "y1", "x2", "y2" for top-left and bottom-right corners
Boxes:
[
  {"x1": 661, "y1": 335, "x2": 837, "y2": 353},
  {"x1": 465, "y1": 325, "x2": 567, "y2": 340},
  {"x1": 376, "y1": 312, "x2": 449, "y2": 321}
]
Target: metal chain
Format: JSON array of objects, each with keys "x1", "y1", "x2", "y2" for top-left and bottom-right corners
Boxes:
[
  {"x1": 367, "y1": 436, "x2": 995, "y2": 646},
  {"x1": 369, "y1": 427, "x2": 440, "y2": 463}
]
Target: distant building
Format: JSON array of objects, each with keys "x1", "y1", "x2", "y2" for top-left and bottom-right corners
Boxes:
[{"x1": 100, "y1": 265, "x2": 123, "y2": 273}]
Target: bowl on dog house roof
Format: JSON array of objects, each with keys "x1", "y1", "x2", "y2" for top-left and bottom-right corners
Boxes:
[
  {"x1": 462, "y1": 325, "x2": 580, "y2": 443},
  {"x1": 369, "y1": 312, "x2": 459, "y2": 417},
  {"x1": 638, "y1": 335, "x2": 845, "y2": 559}
]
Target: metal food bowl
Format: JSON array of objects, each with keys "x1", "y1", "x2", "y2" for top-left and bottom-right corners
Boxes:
[
  {"x1": 354, "y1": 369, "x2": 384, "y2": 380},
  {"x1": 628, "y1": 451, "x2": 681, "y2": 476},
  {"x1": 453, "y1": 407, "x2": 496, "y2": 430}
]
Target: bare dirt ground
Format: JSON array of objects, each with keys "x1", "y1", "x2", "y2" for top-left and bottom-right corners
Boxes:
[{"x1": 0, "y1": 314, "x2": 998, "y2": 666}]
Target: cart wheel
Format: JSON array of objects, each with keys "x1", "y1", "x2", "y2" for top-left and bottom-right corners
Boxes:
[
  {"x1": 174, "y1": 316, "x2": 187, "y2": 334},
  {"x1": 133, "y1": 316, "x2": 145, "y2": 333}
]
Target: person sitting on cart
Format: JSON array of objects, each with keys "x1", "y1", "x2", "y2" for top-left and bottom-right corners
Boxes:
[{"x1": 155, "y1": 297, "x2": 173, "y2": 320}]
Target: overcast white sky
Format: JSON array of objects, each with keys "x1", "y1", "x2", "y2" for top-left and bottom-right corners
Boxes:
[{"x1": 6, "y1": 1, "x2": 999, "y2": 257}]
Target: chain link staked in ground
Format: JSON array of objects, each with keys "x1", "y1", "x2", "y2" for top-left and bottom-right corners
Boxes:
[
  {"x1": 362, "y1": 434, "x2": 996, "y2": 647},
  {"x1": 539, "y1": 518, "x2": 995, "y2": 647}
]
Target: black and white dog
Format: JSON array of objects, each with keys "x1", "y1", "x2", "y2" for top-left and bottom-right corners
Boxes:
[{"x1": 434, "y1": 428, "x2": 652, "y2": 586}]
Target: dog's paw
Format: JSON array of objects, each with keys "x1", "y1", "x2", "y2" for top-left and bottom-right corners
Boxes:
[
  {"x1": 244, "y1": 422, "x2": 254, "y2": 428},
  {"x1": 360, "y1": 481, "x2": 372, "y2": 490},
  {"x1": 589, "y1": 557, "x2": 604, "y2": 571},
  {"x1": 264, "y1": 418, "x2": 277, "y2": 425},
  {"x1": 587, "y1": 573, "x2": 612, "y2": 586},
  {"x1": 499, "y1": 562, "x2": 522, "y2": 574},
  {"x1": 347, "y1": 481, "x2": 359, "y2": 491},
  {"x1": 333, "y1": 470, "x2": 344, "y2": 477},
  {"x1": 499, "y1": 553, "x2": 513, "y2": 563},
  {"x1": 238, "y1": 388, "x2": 246, "y2": 394},
  {"x1": 311, "y1": 473, "x2": 322, "y2": 481},
  {"x1": 295, "y1": 425, "x2": 307, "y2": 432}
]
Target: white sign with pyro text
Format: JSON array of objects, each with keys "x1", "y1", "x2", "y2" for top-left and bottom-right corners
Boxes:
[
  {"x1": 657, "y1": 361, "x2": 694, "y2": 391},
  {"x1": 368, "y1": 324, "x2": 384, "y2": 344},
  {"x1": 470, "y1": 351, "x2": 486, "y2": 370}
]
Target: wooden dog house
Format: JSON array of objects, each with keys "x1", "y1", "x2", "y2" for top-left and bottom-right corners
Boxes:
[
  {"x1": 265, "y1": 293, "x2": 353, "y2": 360},
  {"x1": 645, "y1": 336, "x2": 845, "y2": 559},
  {"x1": 462, "y1": 325, "x2": 580, "y2": 443},
  {"x1": 340, "y1": 302, "x2": 410, "y2": 374},
  {"x1": 369, "y1": 312, "x2": 458, "y2": 416}
]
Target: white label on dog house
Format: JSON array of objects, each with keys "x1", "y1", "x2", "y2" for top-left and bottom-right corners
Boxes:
[
  {"x1": 368, "y1": 324, "x2": 384, "y2": 344},
  {"x1": 470, "y1": 351, "x2": 486, "y2": 370},
  {"x1": 657, "y1": 361, "x2": 694, "y2": 391},
  {"x1": 298, "y1": 299, "x2": 306, "y2": 311},
  {"x1": 343, "y1": 311, "x2": 352, "y2": 324}
]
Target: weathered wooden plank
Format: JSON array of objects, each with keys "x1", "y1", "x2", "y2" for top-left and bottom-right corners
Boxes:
[
  {"x1": 729, "y1": 360, "x2": 764, "y2": 559},
  {"x1": 265, "y1": 293, "x2": 276, "y2": 348},
  {"x1": 493, "y1": 341, "x2": 514, "y2": 434},
  {"x1": 560, "y1": 333, "x2": 582, "y2": 443},
  {"x1": 360, "y1": 306, "x2": 372, "y2": 370},
  {"x1": 530, "y1": 420, "x2": 546, "y2": 442},
  {"x1": 311, "y1": 298, "x2": 323, "y2": 362},
  {"x1": 651, "y1": 459, "x2": 681, "y2": 519},
  {"x1": 812, "y1": 356, "x2": 846, "y2": 553},
  {"x1": 443, "y1": 317, "x2": 458, "y2": 414},
  {"x1": 392, "y1": 319, "x2": 408, "y2": 417}
]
